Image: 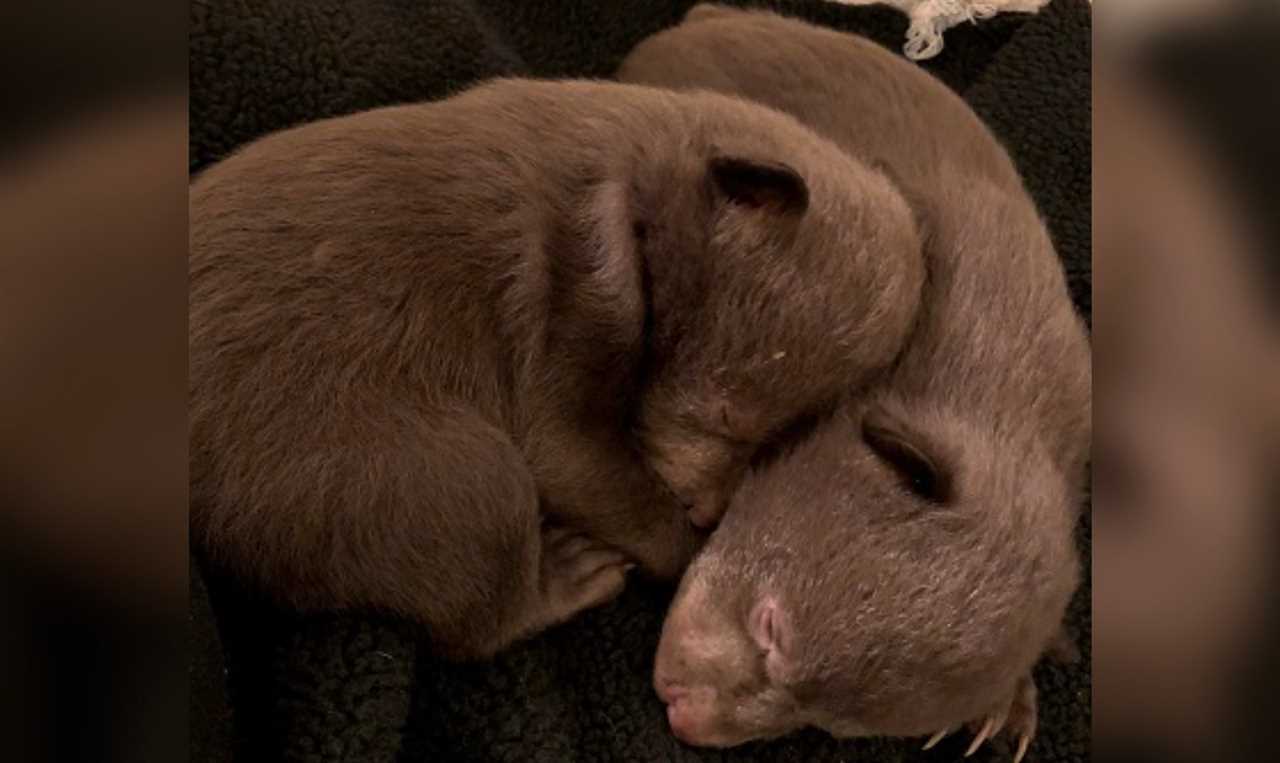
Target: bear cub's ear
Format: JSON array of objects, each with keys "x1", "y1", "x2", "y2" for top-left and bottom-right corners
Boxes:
[
  {"x1": 708, "y1": 156, "x2": 809, "y2": 214},
  {"x1": 749, "y1": 595, "x2": 795, "y2": 679}
]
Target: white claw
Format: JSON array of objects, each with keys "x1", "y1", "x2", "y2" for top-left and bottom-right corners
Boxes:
[
  {"x1": 1013, "y1": 733, "x2": 1031, "y2": 763},
  {"x1": 964, "y1": 717, "x2": 994, "y2": 757},
  {"x1": 922, "y1": 729, "x2": 949, "y2": 750},
  {"x1": 991, "y1": 708, "x2": 1009, "y2": 738}
]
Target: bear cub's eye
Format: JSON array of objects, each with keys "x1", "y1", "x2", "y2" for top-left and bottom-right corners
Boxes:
[{"x1": 862, "y1": 423, "x2": 950, "y2": 504}]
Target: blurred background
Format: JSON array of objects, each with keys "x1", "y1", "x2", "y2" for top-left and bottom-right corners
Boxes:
[
  {"x1": 0, "y1": 2, "x2": 186, "y2": 762},
  {"x1": 0, "y1": 1, "x2": 1276, "y2": 761},
  {"x1": 1093, "y1": 2, "x2": 1280, "y2": 762}
]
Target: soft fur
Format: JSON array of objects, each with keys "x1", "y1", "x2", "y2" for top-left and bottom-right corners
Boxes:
[
  {"x1": 619, "y1": 5, "x2": 1091, "y2": 754},
  {"x1": 189, "y1": 77, "x2": 924, "y2": 659}
]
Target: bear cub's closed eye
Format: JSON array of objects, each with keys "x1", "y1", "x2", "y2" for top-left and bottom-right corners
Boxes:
[{"x1": 862, "y1": 422, "x2": 950, "y2": 504}]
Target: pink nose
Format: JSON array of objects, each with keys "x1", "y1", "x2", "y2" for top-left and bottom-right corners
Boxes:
[{"x1": 654, "y1": 678, "x2": 687, "y2": 706}]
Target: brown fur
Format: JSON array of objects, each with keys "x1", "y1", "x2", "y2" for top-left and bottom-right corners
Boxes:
[
  {"x1": 188, "y1": 77, "x2": 924, "y2": 659},
  {"x1": 619, "y1": 5, "x2": 1091, "y2": 748}
]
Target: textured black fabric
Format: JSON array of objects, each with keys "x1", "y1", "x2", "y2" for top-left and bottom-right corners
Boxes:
[
  {"x1": 191, "y1": 556, "x2": 235, "y2": 762},
  {"x1": 189, "y1": 1, "x2": 1092, "y2": 761}
]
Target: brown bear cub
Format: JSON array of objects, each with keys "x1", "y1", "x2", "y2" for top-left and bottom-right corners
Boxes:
[
  {"x1": 189, "y1": 78, "x2": 925, "y2": 659},
  {"x1": 620, "y1": 6, "x2": 1091, "y2": 759}
]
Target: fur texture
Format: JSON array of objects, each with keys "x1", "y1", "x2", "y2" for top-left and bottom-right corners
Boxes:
[
  {"x1": 619, "y1": 5, "x2": 1091, "y2": 751},
  {"x1": 189, "y1": 77, "x2": 925, "y2": 659}
]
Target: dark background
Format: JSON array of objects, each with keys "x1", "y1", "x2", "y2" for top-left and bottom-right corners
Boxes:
[{"x1": 189, "y1": 1, "x2": 1092, "y2": 761}]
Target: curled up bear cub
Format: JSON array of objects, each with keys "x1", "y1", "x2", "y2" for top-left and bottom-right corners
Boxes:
[
  {"x1": 620, "y1": 6, "x2": 1091, "y2": 758},
  {"x1": 188, "y1": 78, "x2": 925, "y2": 659}
]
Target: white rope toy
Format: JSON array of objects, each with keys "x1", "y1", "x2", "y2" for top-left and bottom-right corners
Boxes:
[{"x1": 826, "y1": 0, "x2": 1049, "y2": 61}]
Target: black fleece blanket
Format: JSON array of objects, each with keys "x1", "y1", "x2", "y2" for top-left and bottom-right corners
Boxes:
[{"x1": 189, "y1": 1, "x2": 1092, "y2": 761}]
